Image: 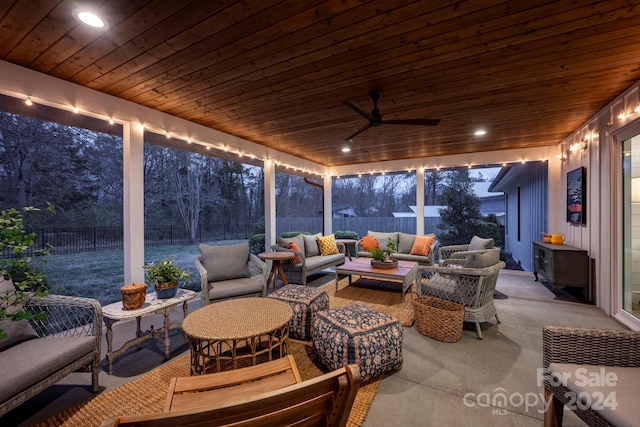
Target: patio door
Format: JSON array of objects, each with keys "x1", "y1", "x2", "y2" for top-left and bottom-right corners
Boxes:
[{"x1": 622, "y1": 135, "x2": 640, "y2": 320}]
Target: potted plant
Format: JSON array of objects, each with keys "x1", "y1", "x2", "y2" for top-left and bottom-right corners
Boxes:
[
  {"x1": 0, "y1": 205, "x2": 52, "y2": 338},
  {"x1": 143, "y1": 257, "x2": 191, "y2": 299}
]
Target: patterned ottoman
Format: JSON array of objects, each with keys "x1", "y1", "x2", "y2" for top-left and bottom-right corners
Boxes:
[
  {"x1": 267, "y1": 285, "x2": 329, "y2": 340},
  {"x1": 312, "y1": 304, "x2": 403, "y2": 383}
]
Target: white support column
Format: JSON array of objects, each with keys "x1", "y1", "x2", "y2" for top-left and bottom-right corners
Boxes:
[
  {"x1": 416, "y1": 168, "x2": 425, "y2": 235},
  {"x1": 123, "y1": 122, "x2": 145, "y2": 284},
  {"x1": 324, "y1": 175, "x2": 332, "y2": 235},
  {"x1": 264, "y1": 160, "x2": 276, "y2": 250}
]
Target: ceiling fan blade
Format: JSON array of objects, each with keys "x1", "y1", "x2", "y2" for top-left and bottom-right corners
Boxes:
[
  {"x1": 382, "y1": 118, "x2": 441, "y2": 126},
  {"x1": 345, "y1": 123, "x2": 373, "y2": 141},
  {"x1": 342, "y1": 99, "x2": 377, "y2": 122}
]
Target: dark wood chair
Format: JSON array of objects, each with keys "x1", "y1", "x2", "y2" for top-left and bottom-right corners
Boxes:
[{"x1": 101, "y1": 357, "x2": 360, "y2": 427}]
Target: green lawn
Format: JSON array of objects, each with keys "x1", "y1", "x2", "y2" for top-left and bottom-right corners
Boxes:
[{"x1": 39, "y1": 240, "x2": 245, "y2": 306}]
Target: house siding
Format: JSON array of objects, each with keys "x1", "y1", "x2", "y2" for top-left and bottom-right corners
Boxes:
[{"x1": 495, "y1": 162, "x2": 548, "y2": 271}]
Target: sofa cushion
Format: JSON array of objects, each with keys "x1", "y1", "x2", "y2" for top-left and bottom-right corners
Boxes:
[
  {"x1": 397, "y1": 232, "x2": 416, "y2": 254},
  {"x1": 410, "y1": 234, "x2": 436, "y2": 256},
  {"x1": 0, "y1": 278, "x2": 38, "y2": 351},
  {"x1": 463, "y1": 248, "x2": 500, "y2": 268},
  {"x1": 468, "y1": 235, "x2": 494, "y2": 251},
  {"x1": 289, "y1": 242, "x2": 302, "y2": 265},
  {"x1": 0, "y1": 335, "x2": 95, "y2": 404},
  {"x1": 368, "y1": 231, "x2": 399, "y2": 251},
  {"x1": 279, "y1": 234, "x2": 305, "y2": 253},
  {"x1": 360, "y1": 235, "x2": 378, "y2": 251},
  {"x1": 316, "y1": 234, "x2": 340, "y2": 256},
  {"x1": 303, "y1": 233, "x2": 321, "y2": 257},
  {"x1": 548, "y1": 363, "x2": 639, "y2": 427},
  {"x1": 199, "y1": 242, "x2": 250, "y2": 282},
  {"x1": 304, "y1": 253, "x2": 344, "y2": 271}
]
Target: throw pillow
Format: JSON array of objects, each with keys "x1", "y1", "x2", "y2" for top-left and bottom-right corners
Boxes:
[
  {"x1": 303, "y1": 233, "x2": 322, "y2": 257},
  {"x1": 410, "y1": 234, "x2": 436, "y2": 256},
  {"x1": 463, "y1": 248, "x2": 500, "y2": 268},
  {"x1": 316, "y1": 234, "x2": 340, "y2": 256},
  {"x1": 468, "y1": 235, "x2": 494, "y2": 251},
  {"x1": 289, "y1": 242, "x2": 303, "y2": 265},
  {"x1": 360, "y1": 235, "x2": 379, "y2": 251},
  {"x1": 0, "y1": 278, "x2": 38, "y2": 351},
  {"x1": 199, "y1": 242, "x2": 250, "y2": 282}
]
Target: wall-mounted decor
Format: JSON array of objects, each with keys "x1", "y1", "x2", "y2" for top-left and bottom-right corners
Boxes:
[{"x1": 567, "y1": 166, "x2": 586, "y2": 225}]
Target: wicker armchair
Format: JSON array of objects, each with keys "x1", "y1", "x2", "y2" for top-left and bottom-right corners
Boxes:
[
  {"x1": 416, "y1": 259, "x2": 505, "y2": 339},
  {"x1": 0, "y1": 294, "x2": 102, "y2": 416},
  {"x1": 437, "y1": 235, "x2": 496, "y2": 262},
  {"x1": 542, "y1": 326, "x2": 640, "y2": 427},
  {"x1": 195, "y1": 253, "x2": 268, "y2": 306}
]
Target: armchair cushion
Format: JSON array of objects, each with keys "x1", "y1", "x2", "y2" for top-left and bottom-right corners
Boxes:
[
  {"x1": 468, "y1": 235, "x2": 494, "y2": 251},
  {"x1": 410, "y1": 234, "x2": 436, "y2": 256},
  {"x1": 0, "y1": 278, "x2": 38, "y2": 351},
  {"x1": 463, "y1": 248, "x2": 500, "y2": 268},
  {"x1": 316, "y1": 234, "x2": 340, "y2": 256},
  {"x1": 199, "y1": 242, "x2": 250, "y2": 282}
]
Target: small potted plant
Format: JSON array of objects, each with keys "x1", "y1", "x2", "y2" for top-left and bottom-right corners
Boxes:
[{"x1": 143, "y1": 257, "x2": 191, "y2": 299}]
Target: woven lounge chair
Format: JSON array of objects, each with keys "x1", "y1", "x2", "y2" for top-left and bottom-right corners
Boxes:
[
  {"x1": 416, "y1": 255, "x2": 505, "y2": 339},
  {"x1": 542, "y1": 326, "x2": 640, "y2": 427}
]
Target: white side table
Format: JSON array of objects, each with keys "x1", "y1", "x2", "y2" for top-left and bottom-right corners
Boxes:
[{"x1": 102, "y1": 288, "x2": 196, "y2": 374}]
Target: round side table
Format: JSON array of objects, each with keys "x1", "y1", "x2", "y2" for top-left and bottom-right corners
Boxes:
[{"x1": 258, "y1": 251, "x2": 295, "y2": 292}]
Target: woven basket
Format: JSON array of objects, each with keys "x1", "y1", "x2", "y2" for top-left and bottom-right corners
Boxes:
[
  {"x1": 120, "y1": 283, "x2": 147, "y2": 309},
  {"x1": 413, "y1": 296, "x2": 464, "y2": 343}
]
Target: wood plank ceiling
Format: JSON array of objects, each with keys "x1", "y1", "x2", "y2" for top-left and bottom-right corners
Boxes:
[{"x1": 1, "y1": 0, "x2": 640, "y2": 167}]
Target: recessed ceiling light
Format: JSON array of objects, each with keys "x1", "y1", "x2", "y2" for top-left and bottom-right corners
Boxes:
[
  {"x1": 342, "y1": 147, "x2": 351, "y2": 153},
  {"x1": 474, "y1": 129, "x2": 487, "y2": 136},
  {"x1": 73, "y1": 9, "x2": 108, "y2": 30}
]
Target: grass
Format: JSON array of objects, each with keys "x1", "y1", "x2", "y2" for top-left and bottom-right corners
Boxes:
[{"x1": 39, "y1": 240, "x2": 245, "y2": 306}]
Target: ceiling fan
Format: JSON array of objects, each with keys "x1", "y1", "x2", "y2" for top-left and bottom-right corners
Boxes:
[{"x1": 342, "y1": 90, "x2": 440, "y2": 141}]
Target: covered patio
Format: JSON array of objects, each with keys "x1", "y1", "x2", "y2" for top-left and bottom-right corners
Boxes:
[{"x1": 1, "y1": 1, "x2": 640, "y2": 425}]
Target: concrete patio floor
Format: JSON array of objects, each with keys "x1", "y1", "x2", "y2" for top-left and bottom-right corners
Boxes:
[{"x1": 3, "y1": 269, "x2": 624, "y2": 426}]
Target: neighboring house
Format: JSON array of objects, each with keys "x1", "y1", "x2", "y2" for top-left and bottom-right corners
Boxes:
[
  {"x1": 488, "y1": 161, "x2": 548, "y2": 271},
  {"x1": 332, "y1": 205, "x2": 357, "y2": 218},
  {"x1": 392, "y1": 182, "x2": 505, "y2": 224}
]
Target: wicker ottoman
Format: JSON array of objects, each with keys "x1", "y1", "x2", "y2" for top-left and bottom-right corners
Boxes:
[
  {"x1": 312, "y1": 304, "x2": 403, "y2": 383},
  {"x1": 267, "y1": 285, "x2": 329, "y2": 340}
]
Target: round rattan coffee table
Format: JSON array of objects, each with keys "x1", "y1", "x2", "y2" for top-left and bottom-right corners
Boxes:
[{"x1": 182, "y1": 297, "x2": 293, "y2": 375}]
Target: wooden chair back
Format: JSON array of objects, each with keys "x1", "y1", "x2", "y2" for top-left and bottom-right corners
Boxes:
[{"x1": 101, "y1": 362, "x2": 360, "y2": 427}]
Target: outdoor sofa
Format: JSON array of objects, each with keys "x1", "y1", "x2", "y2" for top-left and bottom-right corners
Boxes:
[
  {"x1": 355, "y1": 231, "x2": 438, "y2": 266},
  {"x1": 0, "y1": 278, "x2": 102, "y2": 417},
  {"x1": 271, "y1": 233, "x2": 346, "y2": 285}
]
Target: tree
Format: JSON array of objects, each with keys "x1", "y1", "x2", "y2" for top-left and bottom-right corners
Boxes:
[{"x1": 437, "y1": 169, "x2": 482, "y2": 246}]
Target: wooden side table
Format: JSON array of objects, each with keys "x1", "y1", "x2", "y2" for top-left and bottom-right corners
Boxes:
[
  {"x1": 335, "y1": 238, "x2": 357, "y2": 261},
  {"x1": 102, "y1": 288, "x2": 196, "y2": 374},
  {"x1": 258, "y1": 251, "x2": 295, "y2": 292}
]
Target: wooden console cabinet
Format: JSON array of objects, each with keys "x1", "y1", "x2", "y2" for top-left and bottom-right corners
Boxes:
[{"x1": 533, "y1": 241, "x2": 590, "y2": 301}]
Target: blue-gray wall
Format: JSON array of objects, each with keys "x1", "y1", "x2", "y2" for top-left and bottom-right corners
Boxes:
[{"x1": 491, "y1": 162, "x2": 548, "y2": 271}]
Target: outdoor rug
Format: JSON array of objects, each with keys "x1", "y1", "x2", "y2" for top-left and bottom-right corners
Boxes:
[{"x1": 35, "y1": 276, "x2": 420, "y2": 427}]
